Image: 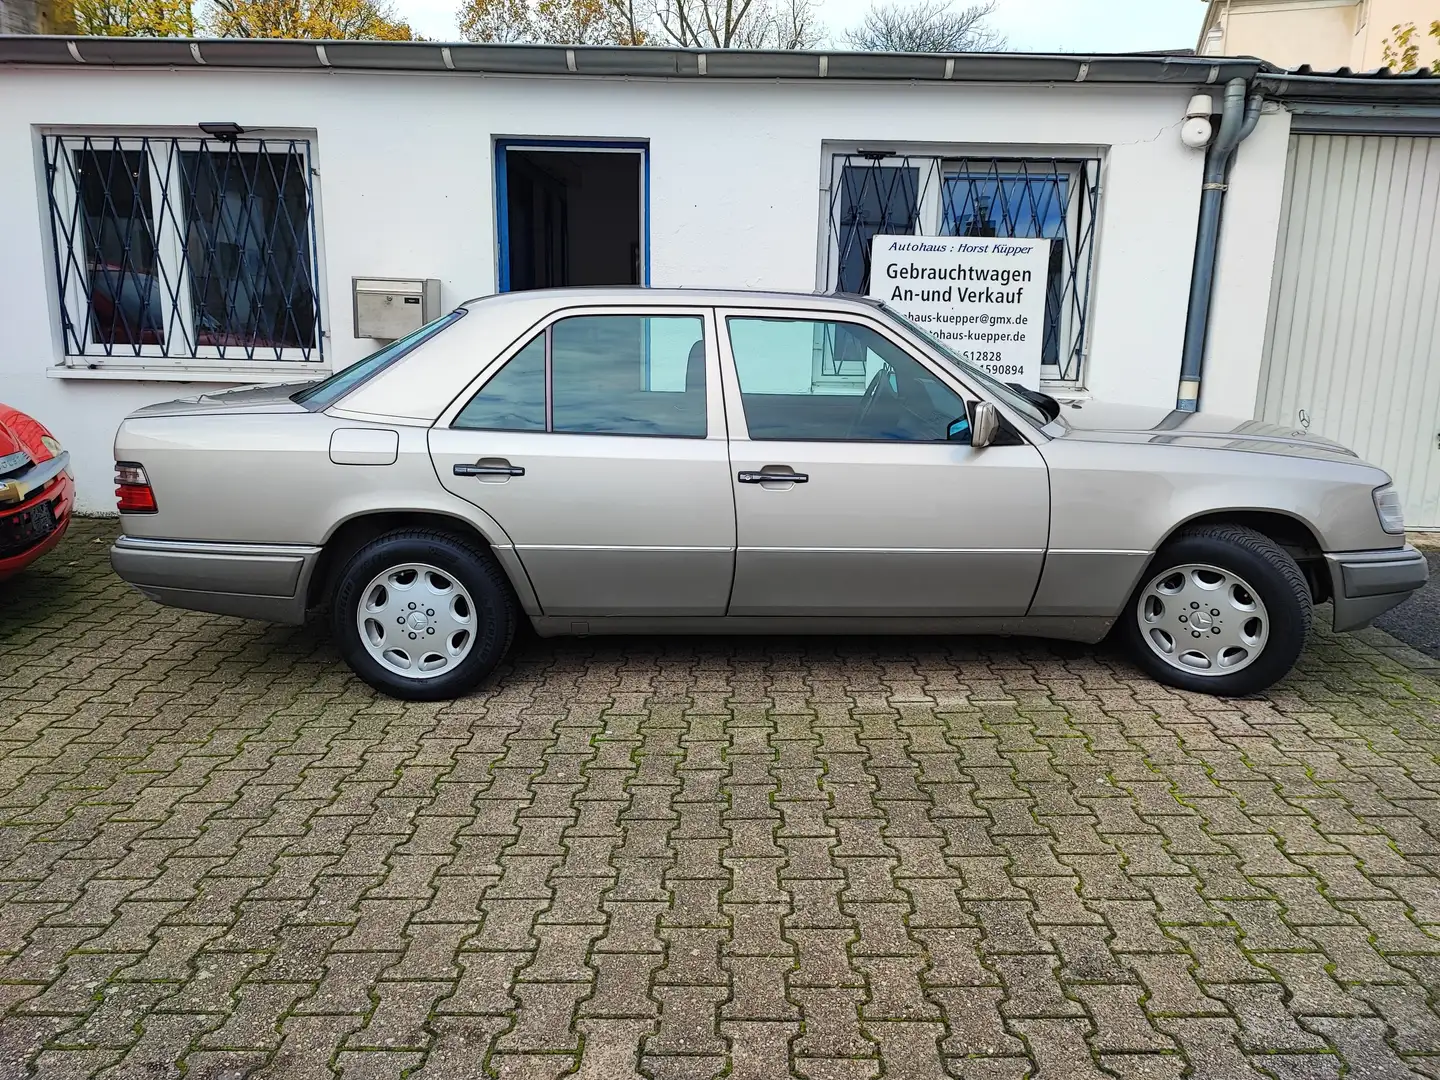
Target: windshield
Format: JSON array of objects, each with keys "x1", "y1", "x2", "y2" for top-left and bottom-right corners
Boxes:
[
  {"x1": 292, "y1": 308, "x2": 468, "y2": 411},
  {"x1": 878, "y1": 305, "x2": 1051, "y2": 430}
]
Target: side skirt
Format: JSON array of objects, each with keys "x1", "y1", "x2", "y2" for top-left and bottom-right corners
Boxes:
[{"x1": 526, "y1": 614, "x2": 1115, "y2": 644}]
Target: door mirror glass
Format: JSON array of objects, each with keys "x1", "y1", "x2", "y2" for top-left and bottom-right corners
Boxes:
[
  {"x1": 946, "y1": 415, "x2": 971, "y2": 443},
  {"x1": 970, "y1": 401, "x2": 1001, "y2": 448}
]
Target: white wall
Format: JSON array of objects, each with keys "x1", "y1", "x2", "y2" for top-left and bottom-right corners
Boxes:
[
  {"x1": 1202, "y1": 108, "x2": 1295, "y2": 418},
  {"x1": 0, "y1": 66, "x2": 1241, "y2": 509}
]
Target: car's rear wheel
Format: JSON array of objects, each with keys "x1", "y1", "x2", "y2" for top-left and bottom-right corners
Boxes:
[
  {"x1": 331, "y1": 529, "x2": 516, "y2": 701},
  {"x1": 1120, "y1": 524, "x2": 1312, "y2": 697}
]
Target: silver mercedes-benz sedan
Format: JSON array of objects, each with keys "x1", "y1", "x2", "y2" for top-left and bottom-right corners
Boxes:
[{"x1": 110, "y1": 288, "x2": 1426, "y2": 700}]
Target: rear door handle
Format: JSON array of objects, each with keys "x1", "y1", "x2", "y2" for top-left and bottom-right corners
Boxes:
[
  {"x1": 454, "y1": 463, "x2": 525, "y2": 477},
  {"x1": 738, "y1": 470, "x2": 808, "y2": 484}
]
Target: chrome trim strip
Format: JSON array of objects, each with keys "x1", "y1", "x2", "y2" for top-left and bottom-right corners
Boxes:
[
  {"x1": 0, "y1": 451, "x2": 69, "y2": 507},
  {"x1": 113, "y1": 535, "x2": 322, "y2": 558},
  {"x1": 740, "y1": 546, "x2": 1047, "y2": 554},
  {"x1": 518, "y1": 544, "x2": 734, "y2": 553}
]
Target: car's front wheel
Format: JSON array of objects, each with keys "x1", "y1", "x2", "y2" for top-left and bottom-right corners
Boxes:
[
  {"x1": 1120, "y1": 524, "x2": 1312, "y2": 697},
  {"x1": 331, "y1": 529, "x2": 516, "y2": 701}
]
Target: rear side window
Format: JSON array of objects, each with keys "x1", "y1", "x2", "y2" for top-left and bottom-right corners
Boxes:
[
  {"x1": 292, "y1": 309, "x2": 467, "y2": 411},
  {"x1": 454, "y1": 313, "x2": 706, "y2": 438},
  {"x1": 453, "y1": 334, "x2": 545, "y2": 431}
]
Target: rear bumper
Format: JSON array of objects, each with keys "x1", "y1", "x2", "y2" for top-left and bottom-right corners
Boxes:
[
  {"x1": 111, "y1": 535, "x2": 322, "y2": 624},
  {"x1": 1326, "y1": 545, "x2": 1429, "y2": 632}
]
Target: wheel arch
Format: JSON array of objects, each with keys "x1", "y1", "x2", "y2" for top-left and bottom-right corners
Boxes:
[
  {"x1": 307, "y1": 508, "x2": 541, "y2": 616},
  {"x1": 1155, "y1": 508, "x2": 1329, "y2": 603}
]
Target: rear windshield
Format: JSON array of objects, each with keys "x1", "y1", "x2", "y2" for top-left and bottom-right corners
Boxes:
[{"x1": 292, "y1": 308, "x2": 468, "y2": 411}]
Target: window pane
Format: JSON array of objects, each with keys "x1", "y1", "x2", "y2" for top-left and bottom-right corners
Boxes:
[
  {"x1": 453, "y1": 333, "x2": 547, "y2": 431},
  {"x1": 835, "y1": 165, "x2": 920, "y2": 296},
  {"x1": 943, "y1": 172, "x2": 1069, "y2": 369},
  {"x1": 729, "y1": 317, "x2": 966, "y2": 443},
  {"x1": 552, "y1": 316, "x2": 706, "y2": 437},
  {"x1": 181, "y1": 148, "x2": 317, "y2": 353},
  {"x1": 74, "y1": 146, "x2": 162, "y2": 347},
  {"x1": 294, "y1": 309, "x2": 467, "y2": 411}
]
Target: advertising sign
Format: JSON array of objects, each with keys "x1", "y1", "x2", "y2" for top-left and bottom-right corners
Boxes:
[{"x1": 867, "y1": 235, "x2": 1052, "y2": 389}]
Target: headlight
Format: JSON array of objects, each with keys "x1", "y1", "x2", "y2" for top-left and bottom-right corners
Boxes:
[
  {"x1": 39, "y1": 435, "x2": 62, "y2": 457},
  {"x1": 1374, "y1": 485, "x2": 1405, "y2": 535}
]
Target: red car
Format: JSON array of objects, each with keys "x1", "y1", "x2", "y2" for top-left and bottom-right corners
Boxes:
[{"x1": 0, "y1": 404, "x2": 73, "y2": 581}]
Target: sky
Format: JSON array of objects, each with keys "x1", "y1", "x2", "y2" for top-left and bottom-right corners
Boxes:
[{"x1": 397, "y1": 0, "x2": 1209, "y2": 54}]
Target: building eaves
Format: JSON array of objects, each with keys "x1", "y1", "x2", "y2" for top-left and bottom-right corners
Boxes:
[{"x1": 0, "y1": 34, "x2": 1269, "y2": 86}]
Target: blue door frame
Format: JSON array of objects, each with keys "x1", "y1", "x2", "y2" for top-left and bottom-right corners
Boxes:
[{"x1": 495, "y1": 139, "x2": 651, "y2": 293}]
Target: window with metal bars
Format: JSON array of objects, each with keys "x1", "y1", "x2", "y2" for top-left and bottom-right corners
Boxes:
[
  {"x1": 824, "y1": 152, "x2": 1100, "y2": 384},
  {"x1": 43, "y1": 134, "x2": 322, "y2": 368}
]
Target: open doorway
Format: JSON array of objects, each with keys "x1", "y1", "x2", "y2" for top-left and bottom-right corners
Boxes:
[{"x1": 497, "y1": 142, "x2": 647, "y2": 292}]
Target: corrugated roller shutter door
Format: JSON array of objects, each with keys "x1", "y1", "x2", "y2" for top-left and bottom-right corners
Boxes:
[{"x1": 1257, "y1": 133, "x2": 1440, "y2": 527}]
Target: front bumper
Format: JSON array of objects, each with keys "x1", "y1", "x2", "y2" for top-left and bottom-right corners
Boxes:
[
  {"x1": 0, "y1": 462, "x2": 74, "y2": 581},
  {"x1": 1326, "y1": 545, "x2": 1429, "y2": 632},
  {"x1": 111, "y1": 535, "x2": 322, "y2": 624}
]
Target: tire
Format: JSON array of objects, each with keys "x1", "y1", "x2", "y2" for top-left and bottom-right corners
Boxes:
[
  {"x1": 1119, "y1": 524, "x2": 1312, "y2": 697},
  {"x1": 330, "y1": 528, "x2": 516, "y2": 701}
]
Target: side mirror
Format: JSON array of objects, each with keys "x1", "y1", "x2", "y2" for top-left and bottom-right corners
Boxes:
[
  {"x1": 946, "y1": 415, "x2": 971, "y2": 442},
  {"x1": 970, "y1": 401, "x2": 1000, "y2": 448}
]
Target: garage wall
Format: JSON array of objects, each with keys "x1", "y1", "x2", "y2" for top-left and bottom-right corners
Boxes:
[
  {"x1": 0, "y1": 66, "x2": 1215, "y2": 509},
  {"x1": 1257, "y1": 131, "x2": 1440, "y2": 527}
]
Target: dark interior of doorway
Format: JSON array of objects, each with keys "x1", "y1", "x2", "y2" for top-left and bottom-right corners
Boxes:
[{"x1": 505, "y1": 150, "x2": 642, "y2": 292}]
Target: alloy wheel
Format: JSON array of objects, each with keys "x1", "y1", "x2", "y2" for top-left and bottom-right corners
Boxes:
[
  {"x1": 355, "y1": 562, "x2": 477, "y2": 679},
  {"x1": 1136, "y1": 562, "x2": 1269, "y2": 676}
]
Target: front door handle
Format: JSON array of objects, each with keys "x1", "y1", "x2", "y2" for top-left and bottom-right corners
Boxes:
[
  {"x1": 738, "y1": 469, "x2": 808, "y2": 484},
  {"x1": 454, "y1": 462, "x2": 525, "y2": 477}
]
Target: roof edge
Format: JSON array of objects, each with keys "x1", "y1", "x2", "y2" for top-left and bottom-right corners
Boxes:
[{"x1": 0, "y1": 34, "x2": 1271, "y2": 85}]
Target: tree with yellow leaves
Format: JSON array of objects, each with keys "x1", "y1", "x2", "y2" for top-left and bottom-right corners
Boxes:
[
  {"x1": 458, "y1": 0, "x2": 644, "y2": 44},
  {"x1": 1382, "y1": 20, "x2": 1440, "y2": 72},
  {"x1": 207, "y1": 0, "x2": 415, "y2": 39},
  {"x1": 71, "y1": 0, "x2": 196, "y2": 35}
]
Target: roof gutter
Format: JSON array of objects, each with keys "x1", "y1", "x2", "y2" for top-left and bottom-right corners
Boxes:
[{"x1": 1176, "y1": 77, "x2": 1263, "y2": 412}]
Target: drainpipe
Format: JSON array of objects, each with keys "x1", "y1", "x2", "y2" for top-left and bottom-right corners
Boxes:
[{"x1": 1176, "y1": 78, "x2": 1264, "y2": 411}]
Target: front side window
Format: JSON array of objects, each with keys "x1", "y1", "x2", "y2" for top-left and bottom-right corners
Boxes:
[
  {"x1": 44, "y1": 134, "x2": 322, "y2": 368},
  {"x1": 728, "y1": 317, "x2": 967, "y2": 442},
  {"x1": 455, "y1": 314, "x2": 706, "y2": 438}
]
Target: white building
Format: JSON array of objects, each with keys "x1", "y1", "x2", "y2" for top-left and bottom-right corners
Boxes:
[{"x1": 1, "y1": 39, "x2": 1438, "y2": 522}]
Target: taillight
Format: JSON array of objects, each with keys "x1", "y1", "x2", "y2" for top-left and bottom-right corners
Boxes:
[{"x1": 115, "y1": 461, "x2": 157, "y2": 513}]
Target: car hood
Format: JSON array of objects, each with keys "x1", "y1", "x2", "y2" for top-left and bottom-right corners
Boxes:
[
  {"x1": 1050, "y1": 401, "x2": 1359, "y2": 462},
  {"x1": 128, "y1": 382, "x2": 314, "y2": 418},
  {"x1": 0, "y1": 415, "x2": 29, "y2": 477}
]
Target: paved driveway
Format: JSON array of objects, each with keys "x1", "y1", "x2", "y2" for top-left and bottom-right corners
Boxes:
[{"x1": 3, "y1": 518, "x2": 1440, "y2": 1080}]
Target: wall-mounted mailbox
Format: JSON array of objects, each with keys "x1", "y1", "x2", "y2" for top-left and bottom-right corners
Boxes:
[{"x1": 353, "y1": 277, "x2": 442, "y2": 340}]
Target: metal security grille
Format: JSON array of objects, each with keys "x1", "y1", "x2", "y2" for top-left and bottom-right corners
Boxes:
[
  {"x1": 825, "y1": 153, "x2": 1101, "y2": 383},
  {"x1": 43, "y1": 135, "x2": 322, "y2": 364}
]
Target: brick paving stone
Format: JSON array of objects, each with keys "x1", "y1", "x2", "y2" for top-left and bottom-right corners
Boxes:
[{"x1": 3, "y1": 517, "x2": 1440, "y2": 1078}]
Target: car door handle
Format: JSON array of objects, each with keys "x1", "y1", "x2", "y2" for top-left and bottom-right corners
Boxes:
[
  {"x1": 738, "y1": 470, "x2": 808, "y2": 484},
  {"x1": 454, "y1": 463, "x2": 525, "y2": 477}
]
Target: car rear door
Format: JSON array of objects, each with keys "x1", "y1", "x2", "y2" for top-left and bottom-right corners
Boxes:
[
  {"x1": 430, "y1": 306, "x2": 736, "y2": 616},
  {"x1": 718, "y1": 307, "x2": 1050, "y2": 617}
]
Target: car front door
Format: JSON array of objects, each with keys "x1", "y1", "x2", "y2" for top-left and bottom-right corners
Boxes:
[
  {"x1": 718, "y1": 308, "x2": 1050, "y2": 617},
  {"x1": 430, "y1": 307, "x2": 735, "y2": 616}
]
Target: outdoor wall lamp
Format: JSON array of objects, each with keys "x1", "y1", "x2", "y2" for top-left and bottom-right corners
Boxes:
[
  {"x1": 198, "y1": 122, "x2": 245, "y2": 142},
  {"x1": 1181, "y1": 95, "x2": 1215, "y2": 149}
]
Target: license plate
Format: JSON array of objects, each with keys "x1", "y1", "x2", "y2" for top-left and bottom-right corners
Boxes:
[{"x1": 0, "y1": 501, "x2": 56, "y2": 557}]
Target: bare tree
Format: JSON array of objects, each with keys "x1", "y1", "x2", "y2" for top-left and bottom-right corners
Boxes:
[
  {"x1": 650, "y1": 0, "x2": 821, "y2": 49},
  {"x1": 844, "y1": 0, "x2": 1005, "y2": 53}
]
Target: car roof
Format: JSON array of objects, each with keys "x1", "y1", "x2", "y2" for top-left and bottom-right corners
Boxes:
[
  {"x1": 458, "y1": 287, "x2": 882, "y2": 312},
  {"x1": 336, "y1": 287, "x2": 884, "y2": 422}
]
